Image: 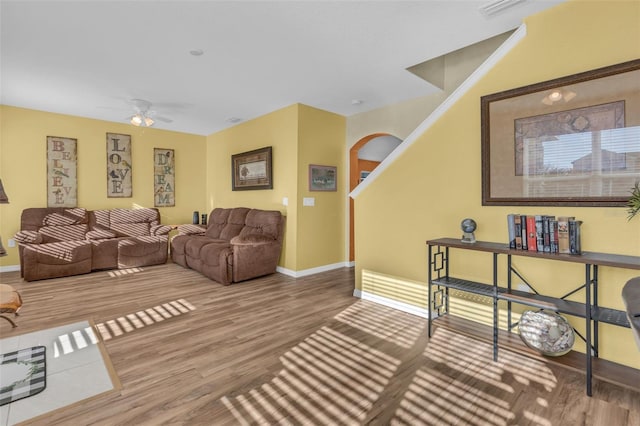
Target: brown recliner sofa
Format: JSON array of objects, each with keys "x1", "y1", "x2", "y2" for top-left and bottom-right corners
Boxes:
[
  {"x1": 14, "y1": 207, "x2": 171, "y2": 281},
  {"x1": 171, "y1": 207, "x2": 284, "y2": 285}
]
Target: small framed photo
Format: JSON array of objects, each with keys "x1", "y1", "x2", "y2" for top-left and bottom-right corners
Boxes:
[{"x1": 309, "y1": 164, "x2": 337, "y2": 191}]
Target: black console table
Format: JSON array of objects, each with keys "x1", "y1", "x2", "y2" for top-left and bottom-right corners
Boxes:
[{"x1": 426, "y1": 237, "x2": 640, "y2": 396}]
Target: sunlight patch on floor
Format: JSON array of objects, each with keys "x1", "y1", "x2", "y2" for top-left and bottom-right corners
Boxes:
[
  {"x1": 107, "y1": 267, "x2": 143, "y2": 278},
  {"x1": 334, "y1": 301, "x2": 425, "y2": 348},
  {"x1": 221, "y1": 325, "x2": 400, "y2": 424},
  {"x1": 95, "y1": 299, "x2": 195, "y2": 341},
  {"x1": 390, "y1": 328, "x2": 556, "y2": 425}
]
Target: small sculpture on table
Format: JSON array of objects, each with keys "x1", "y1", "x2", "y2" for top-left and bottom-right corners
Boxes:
[{"x1": 461, "y1": 218, "x2": 477, "y2": 243}]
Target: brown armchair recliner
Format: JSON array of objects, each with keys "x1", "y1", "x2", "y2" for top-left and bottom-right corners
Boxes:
[{"x1": 171, "y1": 207, "x2": 284, "y2": 285}]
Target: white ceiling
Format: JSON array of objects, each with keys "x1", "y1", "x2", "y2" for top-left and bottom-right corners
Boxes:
[{"x1": 0, "y1": 0, "x2": 565, "y2": 136}]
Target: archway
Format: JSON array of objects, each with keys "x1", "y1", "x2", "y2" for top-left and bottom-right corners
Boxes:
[{"x1": 349, "y1": 133, "x2": 402, "y2": 261}]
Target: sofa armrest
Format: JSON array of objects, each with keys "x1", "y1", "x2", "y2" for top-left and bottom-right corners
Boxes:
[
  {"x1": 14, "y1": 230, "x2": 43, "y2": 244},
  {"x1": 150, "y1": 224, "x2": 173, "y2": 236},
  {"x1": 230, "y1": 234, "x2": 275, "y2": 246},
  {"x1": 231, "y1": 237, "x2": 281, "y2": 282},
  {"x1": 177, "y1": 224, "x2": 206, "y2": 236},
  {"x1": 86, "y1": 230, "x2": 117, "y2": 240}
]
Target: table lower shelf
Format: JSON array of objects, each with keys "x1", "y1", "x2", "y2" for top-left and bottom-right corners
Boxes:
[
  {"x1": 431, "y1": 276, "x2": 630, "y2": 327},
  {"x1": 432, "y1": 314, "x2": 640, "y2": 392}
]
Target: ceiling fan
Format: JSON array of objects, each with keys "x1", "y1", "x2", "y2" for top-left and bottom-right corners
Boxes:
[{"x1": 129, "y1": 99, "x2": 173, "y2": 127}]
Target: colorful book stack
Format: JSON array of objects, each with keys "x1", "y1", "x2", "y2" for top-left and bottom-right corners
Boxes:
[{"x1": 507, "y1": 214, "x2": 582, "y2": 254}]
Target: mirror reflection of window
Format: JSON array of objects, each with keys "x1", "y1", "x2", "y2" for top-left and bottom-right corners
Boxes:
[{"x1": 522, "y1": 126, "x2": 640, "y2": 197}]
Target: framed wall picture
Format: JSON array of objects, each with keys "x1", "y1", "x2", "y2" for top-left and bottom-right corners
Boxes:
[
  {"x1": 106, "y1": 133, "x2": 132, "y2": 198},
  {"x1": 231, "y1": 146, "x2": 273, "y2": 191},
  {"x1": 481, "y1": 59, "x2": 640, "y2": 206},
  {"x1": 46, "y1": 136, "x2": 77, "y2": 207},
  {"x1": 309, "y1": 164, "x2": 337, "y2": 191},
  {"x1": 154, "y1": 148, "x2": 175, "y2": 207}
]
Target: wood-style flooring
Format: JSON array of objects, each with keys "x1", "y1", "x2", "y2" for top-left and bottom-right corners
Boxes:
[{"x1": 1, "y1": 263, "x2": 638, "y2": 425}]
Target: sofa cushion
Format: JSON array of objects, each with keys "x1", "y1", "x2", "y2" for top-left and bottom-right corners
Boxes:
[
  {"x1": 111, "y1": 208, "x2": 159, "y2": 236},
  {"x1": 90, "y1": 238, "x2": 119, "y2": 270},
  {"x1": 118, "y1": 236, "x2": 168, "y2": 268},
  {"x1": 185, "y1": 238, "x2": 228, "y2": 259},
  {"x1": 20, "y1": 208, "x2": 88, "y2": 241},
  {"x1": 109, "y1": 222, "x2": 151, "y2": 237},
  {"x1": 219, "y1": 208, "x2": 250, "y2": 240},
  {"x1": 22, "y1": 240, "x2": 92, "y2": 281},
  {"x1": 205, "y1": 208, "x2": 231, "y2": 239},
  {"x1": 42, "y1": 208, "x2": 86, "y2": 226},
  {"x1": 238, "y1": 209, "x2": 282, "y2": 241},
  {"x1": 86, "y1": 230, "x2": 117, "y2": 240},
  {"x1": 89, "y1": 209, "x2": 112, "y2": 231},
  {"x1": 39, "y1": 224, "x2": 88, "y2": 243},
  {"x1": 90, "y1": 208, "x2": 161, "y2": 237},
  {"x1": 110, "y1": 208, "x2": 160, "y2": 225}
]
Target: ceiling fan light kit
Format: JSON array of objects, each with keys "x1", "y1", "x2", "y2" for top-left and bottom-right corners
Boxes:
[
  {"x1": 541, "y1": 88, "x2": 577, "y2": 105},
  {"x1": 130, "y1": 113, "x2": 154, "y2": 127},
  {"x1": 128, "y1": 99, "x2": 164, "y2": 127}
]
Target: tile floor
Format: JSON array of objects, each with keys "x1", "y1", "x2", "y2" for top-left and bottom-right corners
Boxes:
[{"x1": 0, "y1": 321, "x2": 115, "y2": 426}]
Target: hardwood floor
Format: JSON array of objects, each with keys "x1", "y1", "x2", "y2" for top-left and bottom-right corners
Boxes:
[{"x1": 1, "y1": 263, "x2": 638, "y2": 425}]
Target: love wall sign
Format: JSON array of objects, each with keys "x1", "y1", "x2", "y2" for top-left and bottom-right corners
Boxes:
[{"x1": 106, "y1": 133, "x2": 132, "y2": 198}]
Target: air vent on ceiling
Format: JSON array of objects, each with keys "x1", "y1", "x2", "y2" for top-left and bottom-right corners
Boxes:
[{"x1": 479, "y1": 0, "x2": 526, "y2": 17}]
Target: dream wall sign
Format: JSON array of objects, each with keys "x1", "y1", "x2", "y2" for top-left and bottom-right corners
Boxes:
[
  {"x1": 106, "y1": 133, "x2": 132, "y2": 198},
  {"x1": 154, "y1": 148, "x2": 175, "y2": 207},
  {"x1": 47, "y1": 136, "x2": 77, "y2": 207}
]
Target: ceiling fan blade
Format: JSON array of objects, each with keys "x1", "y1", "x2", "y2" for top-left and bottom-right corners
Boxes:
[{"x1": 154, "y1": 115, "x2": 173, "y2": 123}]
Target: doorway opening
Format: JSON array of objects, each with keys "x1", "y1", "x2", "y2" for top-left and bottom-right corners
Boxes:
[{"x1": 349, "y1": 133, "x2": 402, "y2": 261}]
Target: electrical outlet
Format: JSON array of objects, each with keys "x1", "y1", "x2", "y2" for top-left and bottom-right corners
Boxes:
[
  {"x1": 8, "y1": 238, "x2": 16, "y2": 248},
  {"x1": 517, "y1": 283, "x2": 531, "y2": 293}
]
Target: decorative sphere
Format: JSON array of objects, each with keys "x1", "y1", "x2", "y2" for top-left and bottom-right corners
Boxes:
[
  {"x1": 519, "y1": 310, "x2": 575, "y2": 356},
  {"x1": 461, "y1": 218, "x2": 477, "y2": 233}
]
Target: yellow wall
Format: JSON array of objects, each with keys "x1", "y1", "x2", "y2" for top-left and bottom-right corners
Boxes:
[
  {"x1": 354, "y1": 0, "x2": 640, "y2": 368},
  {"x1": 206, "y1": 104, "x2": 299, "y2": 270},
  {"x1": 297, "y1": 104, "x2": 346, "y2": 270},
  {"x1": 0, "y1": 105, "x2": 207, "y2": 267},
  {"x1": 206, "y1": 103, "x2": 346, "y2": 272}
]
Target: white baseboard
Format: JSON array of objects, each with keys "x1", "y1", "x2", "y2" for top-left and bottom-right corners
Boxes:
[
  {"x1": 277, "y1": 261, "x2": 352, "y2": 278},
  {"x1": 353, "y1": 288, "x2": 431, "y2": 319},
  {"x1": 0, "y1": 265, "x2": 20, "y2": 273}
]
